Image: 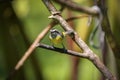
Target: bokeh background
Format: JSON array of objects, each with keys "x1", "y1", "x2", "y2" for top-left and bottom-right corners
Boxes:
[{"x1": 0, "y1": 0, "x2": 120, "y2": 80}]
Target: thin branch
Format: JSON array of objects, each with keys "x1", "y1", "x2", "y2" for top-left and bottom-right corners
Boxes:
[
  {"x1": 15, "y1": 21, "x2": 56, "y2": 70},
  {"x1": 66, "y1": 15, "x2": 89, "y2": 22},
  {"x1": 12, "y1": 7, "x2": 66, "y2": 74},
  {"x1": 6, "y1": 21, "x2": 56, "y2": 80},
  {"x1": 38, "y1": 43, "x2": 87, "y2": 58},
  {"x1": 42, "y1": 0, "x2": 117, "y2": 80},
  {"x1": 38, "y1": 43, "x2": 115, "y2": 80},
  {"x1": 53, "y1": 0, "x2": 98, "y2": 15}
]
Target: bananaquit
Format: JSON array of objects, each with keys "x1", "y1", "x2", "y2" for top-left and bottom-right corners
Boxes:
[{"x1": 49, "y1": 29, "x2": 66, "y2": 47}]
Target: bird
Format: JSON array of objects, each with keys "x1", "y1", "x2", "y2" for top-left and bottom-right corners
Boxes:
[{"x1": 49, "y1": 29, "x2": 66, "y2": 48}]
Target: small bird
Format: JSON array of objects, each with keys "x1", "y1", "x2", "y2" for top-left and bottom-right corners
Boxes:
[{"x1": 49, "y1": 29, "x2": 66, "y2": 48}]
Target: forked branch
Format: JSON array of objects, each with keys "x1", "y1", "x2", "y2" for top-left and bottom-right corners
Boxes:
[
  {"x1": 42, "y1": 0, "x2": 116, "y2": 80},
  {"x1": 7, "y1": 0, "x2": 117, "y2": 80},
  {"x1": 7, "y1": 12, "x2": 88, "y2": 79}
]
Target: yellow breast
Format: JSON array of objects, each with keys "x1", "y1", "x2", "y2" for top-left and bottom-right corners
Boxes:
[{"x1": 49, "y1": 35, "x2": 63, "y2": 44}]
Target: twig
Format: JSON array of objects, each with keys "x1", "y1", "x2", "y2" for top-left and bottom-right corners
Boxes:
[
  {"x1": 6, "y1": 21, "x2": 56, "y2": 80},
  {"x1": 38, "y1": 43, "x2": 87, "y2": 58},
  {"x1": 53, "y1": 0, "x2": 98, "y2": 15},
  {"x1": 66, "y1": 15, "x2": 89, "y2": 22},
  {"x1": 42, "y1": 0, "x2": 117, "y2": 80},
  {"x1": 15, "y1": 21, "x2": 56, "y2": 70}
]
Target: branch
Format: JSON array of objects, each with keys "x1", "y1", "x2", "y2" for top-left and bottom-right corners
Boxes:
[
  {"x1": 53, "y1": 0, "x2": 98, "y2": 15},
  {"x1": 7, "y1": 10, "x2": 87, "y2": 79},
  {"x1": 6, "y1": 21, "x2": 57, "y2": 79},
  {"x1": 54, "y1": 0, "x2": 120, "y2": 58},
  {"x1": 38, "y1": 43, "x2": 87, "y2": 58},
  {"x1": 55, "y1": 0, "x2": 120, "y2": 58},
  {"x1": 66, "y1": 14, "x2": 89, "y2": 22},
  {"x1": 12, "y1": 7, "x2": 66, "y2": 75},
  {"x1": 13, "y1": 15, "x2": 87, "y2": 71},
  {"x1": 38, "y1": 43, "x2": 116, "y2": 80},
  {"x1": 42, "y1": 0, "x2": 117, "y2": 80},
  {"x1": 14, "y1": 21, "x2": 56, "y2": 70}
]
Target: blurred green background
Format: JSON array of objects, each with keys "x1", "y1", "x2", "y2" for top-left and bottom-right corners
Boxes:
[{"x1": 0, "y1": 0, "x2": 120, "y2": 80}]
